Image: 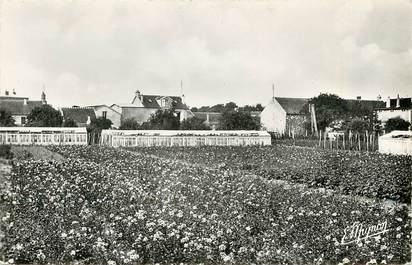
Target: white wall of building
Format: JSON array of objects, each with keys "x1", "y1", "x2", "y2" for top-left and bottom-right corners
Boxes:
[
  {"x1": 260, "y1": 98, "x2": 287, "y2": 135},
  {"x1": 377, "y1": 109, "x2": 412, "y2": 124},
  {"x1": 93, "y1": 106, "x2": 122, "y2": 128},
  {"x1": 12, "y1": 115, "x2": 27, "y2": 126}
]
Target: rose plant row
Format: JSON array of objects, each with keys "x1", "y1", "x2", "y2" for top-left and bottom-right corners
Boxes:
[
  {"x1": 0, "y1": 146, "x2": 410, "y2": 265},
  {"x1": 132, "y1": 146, "x2": 412, "y2": 203}
]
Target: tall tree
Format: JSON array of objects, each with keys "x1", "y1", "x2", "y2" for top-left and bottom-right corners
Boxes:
[
  {"x1": 0, "y1": 109, "x2": 15, "y2": 126},
  {"x1": 310, "y1": 93, "x2": 348, "y2": 130},
  {"x1": 219, "y1": 111, "x2": 261, "y2": 130},
  {"x1": 26, "y1": 105, "x2": 63, "y2": 127}
]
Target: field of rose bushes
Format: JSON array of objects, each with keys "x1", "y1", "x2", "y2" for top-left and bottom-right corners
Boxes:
[
  {"x1": 0, "y1": 145, "x2": 410, "y2": 265},
  {"x1": 133, "y1": 146, "x2": 412, "y2": 203}
]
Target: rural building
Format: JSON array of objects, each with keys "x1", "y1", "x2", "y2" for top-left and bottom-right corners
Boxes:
[
  {"x1": 111, "y1": 90, "x2": 194, "y2": 125},
  {"x1": 86, "y1": 105, "x2": 122, "y2": 128},
  {"x1": 376, "y1": 95, "x2": 412, "y2": 127},
  {"x1": 60, "y1": 107, "x2": 96, "y2": 127},
  {"x1": 261, "y1": 96, "x2": 309, "y2": 136},
  {"x1": 0, "y1": 90, "x2": 47, "y2": 126},
  {"x1": 192, "y1": 112, "x2": 221, "y2": 130}
]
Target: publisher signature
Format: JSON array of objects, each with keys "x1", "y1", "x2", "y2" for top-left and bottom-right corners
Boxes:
[{"x1": 341, "y1": 220, "x2": 389, "y2": 245}]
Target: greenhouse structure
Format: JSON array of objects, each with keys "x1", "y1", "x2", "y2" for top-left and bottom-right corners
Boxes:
[
  {"x1": 0, "y1": 127, "x2": 88, "y2": 146},
  {"x1": 100, "y1": 130, "x2": 272, "y2": 147}
]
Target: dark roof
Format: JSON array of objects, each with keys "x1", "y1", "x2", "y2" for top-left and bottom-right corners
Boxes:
[
  {"x1": 386, "y1": 98, "x2": 412, "y2": 109},
  {"x1": 0, "y1": 100, "x2": 43, "y2": 115},
  {"x1": 133, "y1": 94, "x2": 188, "y2": 110},
  {"x1": 0, "y1": 96, "x2": 29, "y2": 100},
  {"x1": 193, "y1": 112, "x2": 221, "y2": 123},
  {"x1": 346, "y1": 99, "x2": 385, "y2": 111},
  {"x1": 275, "y1": 97, "x2": 309, "y2": 114},
  {"x1": 61, "y1": 107, "x2": 96, "y2": 124}
]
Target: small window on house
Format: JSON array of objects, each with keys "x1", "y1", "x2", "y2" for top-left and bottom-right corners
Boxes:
[{"x1": 102, "y1": 111, "x2": 107, "y2": 119}]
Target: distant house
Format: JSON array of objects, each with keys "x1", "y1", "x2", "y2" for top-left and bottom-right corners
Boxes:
[
  {"x1": 60, "y1": 107, "x2": 96, "y2": 127},
  {"x1": 111, "y1": 90, "x2": 194, "y2": 125},
  {"x1": 261, "y1": 96, "x2": 384, "y2": 136},
  {"x1": 376, "y1": 95, "x2": 412, "y2": 127},
  {"x1": 86, "y1": 105, "x2": 121, "y2": 128},
  {"x1": 0, "y1": 90, "x2": 47, "y2": 126},
  {"x1": 192, "y1": 112, "x2": 221, "y2": 130},
  {"x1": 261, "y1": 97, "x2": 309, "y2": 136}
]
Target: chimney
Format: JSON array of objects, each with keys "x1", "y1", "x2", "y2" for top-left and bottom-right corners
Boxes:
[
  {"x1": 135, "y1": 90, "x2": 143, "y2": 102},
  {"x1": 356, "y1": 96, "x2": 361, "y2": 100},
  {"x1": 386, "y1": 97, "x2": 391, "y2": 108},
  {"x1": 23, "y1": 98, "x2": 28, "y2": 105},
  {"x1": 396, "y1": 94, "x2": 400, "y2": 108},
  {"x1": 12, "y1": 89, "x2": 16, "y2": 95},
  {"x1": 5, "y1": 90, "x2": 9, "y2": 96}
]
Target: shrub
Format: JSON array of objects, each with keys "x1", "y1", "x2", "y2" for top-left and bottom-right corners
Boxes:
[{"x1": 0, "y1": 144, "x2": 13, "y2": 159}]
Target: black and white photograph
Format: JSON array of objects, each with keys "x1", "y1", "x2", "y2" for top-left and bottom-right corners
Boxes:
[{"x1": 0, "y1": 0, "x2": 411, "y2": 264}]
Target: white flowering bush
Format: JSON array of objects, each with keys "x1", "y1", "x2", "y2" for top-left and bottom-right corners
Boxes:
[
  {"x1": 0, "y1": 145, "x2": 410, "y2": 264},
  {"x1": 133, "y1": 146, "x2": 412, "y2": 203}
]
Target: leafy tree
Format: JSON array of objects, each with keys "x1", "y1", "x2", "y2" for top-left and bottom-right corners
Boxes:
[
  {"x1": 223, "y1": 102, "x2": 238, "y2": 112},
  {"x1": 180, "y1": 117, "x2": 211, "y2": 130},
  {"x1": 219, "y1": 111, "x2": 261, "y2": 130},
  {"x1": 142, "y1": 109, "x2": 180, "y2": 130},
  {"x1": 309, "y1": 93, "x2": 348, "y2": 131},
  {"x1": 385, "y1": 117, "x2": 411, "y2": 132},
  {"x1": 210, "y1": 104, "x2": 225, "y2": 113},
  {"x1": 0, "y1": 109, "x2": 15, "y2": 126},
  {"x1": 62, "y1": 118, "x2": 78, "y2": 127},
  {"x1": 88, "y1": 117, "x2": 112, "y2": 132},
  {"x1": 119, "y1": 119, "x2": 140, "y2": 130},
  {"x1": 26, "y1": 105, "x2": 63, "y2": 127},
  {"x1": 348, "y1": 118, "x2": 370, "y2": 133}
]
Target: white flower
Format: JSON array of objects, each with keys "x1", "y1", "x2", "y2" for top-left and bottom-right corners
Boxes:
[
  {"x1": 61, "y1": 232, "x2": 67, "y2": 238},
  {"x1": 70, "y1": 250, "x2": 76, "y2": 256},
  {"x1": 342, "y1": 257, "x2": 350, "y2": 264},
  {"x1": 219, "y1": 244, "x2": 226, "y2": 251},
  {"x1": 108, "y1": 260, "x2": 116, "y2": 265}
]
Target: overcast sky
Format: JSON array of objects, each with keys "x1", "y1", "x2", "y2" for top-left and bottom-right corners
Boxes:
[{"x1": 1, "y1": 0, "x2": 411, "y2": 108}]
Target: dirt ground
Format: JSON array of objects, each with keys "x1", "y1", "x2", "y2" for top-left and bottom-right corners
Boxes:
[{"x1": 10, "y1": 146, "x2": 65, "y2": 161}]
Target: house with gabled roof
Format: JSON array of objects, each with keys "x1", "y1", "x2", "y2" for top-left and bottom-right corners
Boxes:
[
  {"x1": 60, "y1": 107, "x2": 96, "y2": 127},
  {"x1": 85, "y1": 105, "x2": 121, "y2": 128},
  {"x1": 376, "y1": 95, "x2": 412, "y2": 128},
  {"x1": 0, "y1": 90, "x2": 47, "y2": 126},
  {"x1": 261, "y1": 96, "x2": 310, "y2": 136},
  {"x1": 111, "y1": 90, "x2": 194, "y2": 125}
]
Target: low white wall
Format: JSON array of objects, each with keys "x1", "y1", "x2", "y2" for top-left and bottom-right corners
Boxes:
[{"x1": 378, "y1": 131, "x2": 412, "y2": 156}]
